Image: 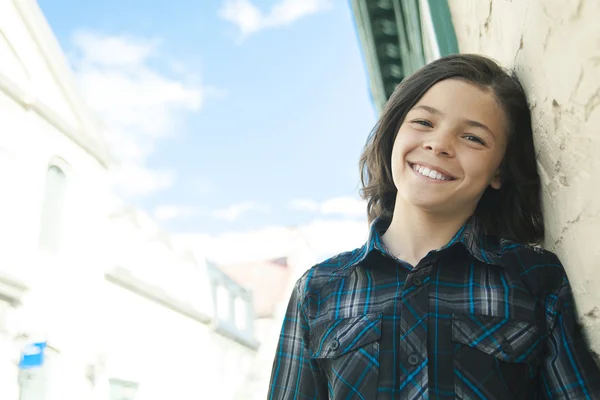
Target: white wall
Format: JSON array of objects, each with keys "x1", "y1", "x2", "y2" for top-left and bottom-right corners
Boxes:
[
  {"x1": 106, "y1": 210, "x2": 216, "y2": 318},
  {"x1": 101, "y1": 277, "x2": 255, "y2": 400},
  {"x1": 0, "y1": 0, "x2": 115, "y2": 398},
  {"x1": 0, "y1": 0, "x2": 79, "y2": 128}
]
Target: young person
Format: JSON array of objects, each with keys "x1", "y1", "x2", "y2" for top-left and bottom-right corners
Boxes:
[{"x1": 268, "y1": 54, "x2": 600, "y2": 399}]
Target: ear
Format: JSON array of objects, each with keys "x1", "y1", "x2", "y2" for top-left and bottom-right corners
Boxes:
[{"x1": 490, "y1": 169, "x2": 502, "y2": 190}]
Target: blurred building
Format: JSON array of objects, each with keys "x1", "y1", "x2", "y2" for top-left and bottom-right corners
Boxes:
[
  {"x1": 0, "y1": 0, "x2": 258, "y2": 399},
  {"x1": 0, "y1": 0, "x2": 113, "y2": 398},
  {"x1": 351, "y1": 0, "x2": 600, "y2": 363},
  {"x1": 101, "y1": 207, "x2": 258, "y2": 400},
  {"x1": 219, "y1": 230, "x2": 317, "y2": 400}
]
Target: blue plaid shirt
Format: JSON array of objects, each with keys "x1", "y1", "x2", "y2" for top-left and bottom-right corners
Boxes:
[{"x1": 268, "y1": 217, "x2": 600, "y2": 399}]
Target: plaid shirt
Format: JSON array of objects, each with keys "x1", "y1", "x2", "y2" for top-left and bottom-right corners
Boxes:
[{"x1": 268, "y1": 217, "x2": 600, "y2": 399}]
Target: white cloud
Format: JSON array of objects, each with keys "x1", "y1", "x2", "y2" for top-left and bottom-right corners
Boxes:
[
  {"x1": 219, "y1": 0, "x2": 332, "y2": 39},
  {"x1": 297, "y1": 218, "x2": 368, "y2": 259},
  {"x1": 71, "y1": 33, "x2": 157, "y2": 68},
  {"x1": 321, "y1": 197, "x2": 366, "y2": 217},
  {"x1": 289, "y1": 196, "x2": 366, "y2": 218},
  {"x1": 70, "y1": 30, "x2": 205, "y2": 197},
  {"x1": 219, "y1": 0, "x2": 262, "y2": 37},
  {"x1": 178, "y1": 225, "x2": 292, "y2": 263},
  {"x1": 153, "y1": 204, "x2": 204, "y2": 221},
  {"x1": 112, "y1": 165, "x2": 176, "y2": 198},
  {"x1": 288, "y1": 198, "x2": 320, "y2": 212},
  {"x1": 152, "y1": 201, "x2": 269, "y2": 222},
  {"x1": 213, "y1": 201, "x2": 271, "y2": 221},
  {"x1": 174, "y1": 217, "x2": 368, "y2": 265}
]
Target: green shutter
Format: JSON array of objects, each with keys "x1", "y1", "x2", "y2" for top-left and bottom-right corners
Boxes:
[{"x1": 426, "y1": 0, "x2": 459, "y2": 56}]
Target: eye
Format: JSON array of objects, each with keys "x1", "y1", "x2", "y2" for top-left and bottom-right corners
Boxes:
[
  {"x1": 464, "y1": 134, "x2": 486, "y2": 145},
  {"x1": 412, "y1": 119, "x2": 433, "y2": 128}
]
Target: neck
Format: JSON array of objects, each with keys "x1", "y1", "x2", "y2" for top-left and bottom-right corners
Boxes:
[{"x1": 381, "y1": 196, "x2": 473, "y2": 266}]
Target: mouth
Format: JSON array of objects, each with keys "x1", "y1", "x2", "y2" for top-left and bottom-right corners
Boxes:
[{"x1": 408, "y1": 162, "x2": 457, "y2": 181}]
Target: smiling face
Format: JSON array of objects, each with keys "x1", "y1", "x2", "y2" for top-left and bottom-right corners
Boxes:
[{"x1": 391, "y1": 78, "x2": 509, "y2": 217}]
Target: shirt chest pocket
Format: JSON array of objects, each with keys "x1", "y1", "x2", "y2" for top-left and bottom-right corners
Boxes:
[
  {"x1": 451, "y1": 313, "x2": 545, "y2": 399},
  {"x1": 308, "y1": 313, "x2": 382, "y2": 399}
]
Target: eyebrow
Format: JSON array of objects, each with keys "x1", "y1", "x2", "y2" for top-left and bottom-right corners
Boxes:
[{"x1": 410, "y1": 105, "x2": 496, "y2": 137}]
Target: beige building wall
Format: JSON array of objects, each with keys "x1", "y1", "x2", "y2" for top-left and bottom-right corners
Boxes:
[{"x1": 448, "y1": 0, "x2": 600, "y2": 359}]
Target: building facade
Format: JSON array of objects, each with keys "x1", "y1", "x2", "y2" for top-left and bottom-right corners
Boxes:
[{"x1": 0, "y1": 0, "x2": 113, "y2": 398}]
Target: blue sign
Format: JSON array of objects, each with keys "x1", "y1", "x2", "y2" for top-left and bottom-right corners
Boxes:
[{"x1": 19, "y1": 342, "x2": 47, "y2": 369}]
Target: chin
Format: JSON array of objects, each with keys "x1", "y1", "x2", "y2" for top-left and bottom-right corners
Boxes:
[
  {"x1": 404, "y1": 195, "x2": 448, "y2": 212},
  {"x1": 411, "y1": 202, "x2": 447, "y2": 213}
]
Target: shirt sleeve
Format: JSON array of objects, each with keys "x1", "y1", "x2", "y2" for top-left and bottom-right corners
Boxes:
[
  {"x1": 540, "y1": 278, "x2": 600, "y2": 399},
  {"x1": 268, "y1": 280, "x2": 328, "y2": 400}
]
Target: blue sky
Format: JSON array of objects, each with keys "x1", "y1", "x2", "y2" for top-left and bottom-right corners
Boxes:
[{"x1": 38, "y1": 0, "x2": 376, "y2": 246}]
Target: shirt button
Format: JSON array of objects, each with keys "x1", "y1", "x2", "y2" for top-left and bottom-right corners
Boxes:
[
  {"x1": 408, "y1": 354, "x2": 420, "y2": 366},
  {"x1": 329, "y1": 339, "x2": 340, "y2": 351},
  {"x1": 413, "y1": 277, "x2": 423, "y2": 286}
]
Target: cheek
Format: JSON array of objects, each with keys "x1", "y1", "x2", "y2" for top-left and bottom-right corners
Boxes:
[
  {"x1": 390, "y1": 141, "x2": 402, "y2": 168},
  {"x1": 391, "y1": 128, "x2": 414, "y2": 162},
  {"x1": 389, "y1": 137, "x2": 409, "y2": 186},
  {"x1": 464, "y1": 155, "x2": 501, "y2": 183},
  {"x1": 390, "y1": 139, "x2": 411, "y2": 176}
]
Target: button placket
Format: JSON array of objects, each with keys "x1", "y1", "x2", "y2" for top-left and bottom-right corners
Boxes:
[
  {"x1": 398, "y1": 258, "x2": 436, "y2": 384},
  {"x1": 411, "y1": 259, "x2": 436, "y2": 288}
]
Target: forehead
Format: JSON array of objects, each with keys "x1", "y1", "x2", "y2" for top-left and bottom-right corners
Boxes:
[{"x1": 412, "y1": 79, "x2": 507, "y2": 133}]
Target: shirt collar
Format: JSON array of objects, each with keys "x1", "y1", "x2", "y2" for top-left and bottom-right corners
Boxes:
[{"x1": 350, "y1": 216, "x2": 502, "y2": 269}]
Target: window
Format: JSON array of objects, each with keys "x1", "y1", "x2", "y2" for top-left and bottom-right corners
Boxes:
[
  {"x1": 234, "y1": 297, "x2": 247, "y2": 331},
  {"x1": 216, "y1": 285, "x2": 230, "y2": 321},
  {"x1": 109, "y1": 378, "x2": 139, "y2": 400},
  {"x1": 38, "y1": 165, "x2": 66, "y2": 253}
]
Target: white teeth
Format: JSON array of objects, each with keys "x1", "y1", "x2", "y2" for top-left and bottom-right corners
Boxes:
[{"x1": 410, "y1": 163, "x2": 451, "y2": 181}]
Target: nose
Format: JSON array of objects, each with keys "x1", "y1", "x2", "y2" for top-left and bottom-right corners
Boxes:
[{"x1": 423, "y1": 132, "x2": 454, "y2": 157}]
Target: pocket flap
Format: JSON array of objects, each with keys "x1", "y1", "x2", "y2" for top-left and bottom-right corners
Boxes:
[
  {"x1": 308, "y1": 313, "x2": 382, "y2": 359},
  {"x1": 452, "y1": 313, "x2": 544, "y2": 363}
]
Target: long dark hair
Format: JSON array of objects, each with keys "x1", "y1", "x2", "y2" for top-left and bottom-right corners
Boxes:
[{"x1": 359, "y1": 54, "x2": 544, "y2": 244}]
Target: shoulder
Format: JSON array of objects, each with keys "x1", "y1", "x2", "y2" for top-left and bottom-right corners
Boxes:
[
  {"x1": 294, "y1": 247, "x2": 366, "y2": 302},
  {"x1": 498, "y1": 239, "x2": 568, "y2": 295}
]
